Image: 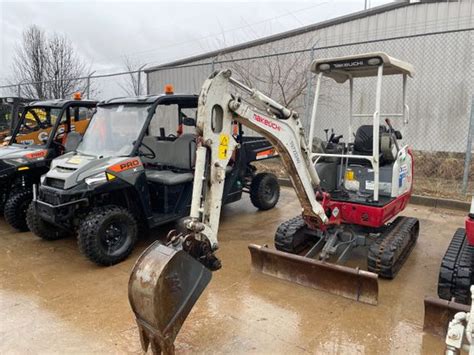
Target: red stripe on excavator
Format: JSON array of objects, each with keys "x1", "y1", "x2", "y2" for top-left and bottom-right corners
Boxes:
[
  {"x1": 466, "y1": 217, "x2": 474, "y2": 246},
  {"x1": 325, "y1": 192, "x2": 412, "y2": 228}
]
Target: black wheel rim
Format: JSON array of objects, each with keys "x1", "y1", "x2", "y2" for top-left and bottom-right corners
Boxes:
[
  {"x1": 263, "y1": 180, "x2": 278, "y2": 203},
  {"x1": 100, "y1": 219, "x2": 130, "y2": 256},
  {"x1": 20, "y1": 200, "x2": 30, "y2": 216}
]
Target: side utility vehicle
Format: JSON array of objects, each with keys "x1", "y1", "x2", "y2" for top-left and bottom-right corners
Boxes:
[
  {"x1": 28, "y1": 90, "x2": 280, "y2": 266},
  {"x1": 0, "y1": 97, "x2": 96, "y2": 230},
  {"x1": 0, "y1": 96, "x2": 35, "y2": 142}
]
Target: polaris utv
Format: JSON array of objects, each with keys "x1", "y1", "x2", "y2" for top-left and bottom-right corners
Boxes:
[
  {"x1": 28, "y1": 93, "x2": 280, "y2": 266},
  {"x1": 0, "y1": 98, "x2": 97, "y2": 230}
]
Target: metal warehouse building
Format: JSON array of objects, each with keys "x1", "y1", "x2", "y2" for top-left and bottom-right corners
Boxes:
[{"x1": 146, "y1": 0, "x2": 473, "y2": 157}]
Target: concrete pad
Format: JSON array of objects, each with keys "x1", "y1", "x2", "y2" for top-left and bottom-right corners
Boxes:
[{"x1": 0, "y1": 187, "x2": 466, "y2": 353}]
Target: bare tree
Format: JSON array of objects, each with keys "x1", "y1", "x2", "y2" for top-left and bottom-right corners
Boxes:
[
  {"x1": 119, "y1": 56, "x2": 145, "y2": 96},
  {"x1": 221, "y1": 41, "x2": 311, "y2": 112},
  {"x1": 13, "y1": 26, "x2": 48, "y2": 99},
  {"x1": 12, "y1": 25, "x2": 93, "y2": 100},
  {"x1": 46, "y1": 33, "x2": 87, "y2": 99}
]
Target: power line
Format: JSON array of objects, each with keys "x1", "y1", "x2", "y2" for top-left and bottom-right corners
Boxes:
[
  {"x1": 1, "y1": 27, "x2": 471, "y2": 91},
  {"x1": 104, "y1": 1, "x2": 330, "y2": 63}
]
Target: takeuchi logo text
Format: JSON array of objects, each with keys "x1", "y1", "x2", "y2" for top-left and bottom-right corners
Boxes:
[{"x1": 254, "y1": 114, "x2": 281, "y2": 131}]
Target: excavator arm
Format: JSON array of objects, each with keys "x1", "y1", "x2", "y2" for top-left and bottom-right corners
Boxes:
[
  {"x1": 128, "y1": 70, "x2": 328, "y2": 354},
  {"x1": 186, "y1": 70, "x2": 327, "y2": 255}
]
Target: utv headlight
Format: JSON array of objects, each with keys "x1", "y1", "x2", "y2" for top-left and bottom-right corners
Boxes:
[
  {"x1": 8, "y1": 157, "x2": 28, "y2": 164},
  {"x1": 85, "y1": 172, "x2": 108, "y2": 186}
]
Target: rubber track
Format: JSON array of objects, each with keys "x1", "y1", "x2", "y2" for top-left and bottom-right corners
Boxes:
[
  {"x1": 274, "y1": 215, "x2": 312, "y2": 254},
  {"x1": 367, "y1": 216, "x2": 419, "y2": 279},
  {"x1": 437, "y1": 228, "x2": 474, "y2": 304}
]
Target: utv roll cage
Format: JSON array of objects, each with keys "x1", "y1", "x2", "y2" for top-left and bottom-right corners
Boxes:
[
  {"x1": 98, "y1": 94, "x2": 199, "y2": 155},
  {"x1": 9, "y1": 99, "x2": 97, "y2": 147}
]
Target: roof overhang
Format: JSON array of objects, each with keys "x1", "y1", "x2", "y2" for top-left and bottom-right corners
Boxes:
[{"x1": 310, "y1": 52, "x2": 415, "y2": 83}]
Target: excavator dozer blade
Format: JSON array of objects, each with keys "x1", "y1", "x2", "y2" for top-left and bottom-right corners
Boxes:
[
  {"x1": 423, "y1": 296, "x2": 469, "y2": 337},
  {"x1": 128, "y1": 241, "x2": 212, "y2": 355},
  {"x1": 248, "y1": 244, "x2": 379, "y2": 305}
]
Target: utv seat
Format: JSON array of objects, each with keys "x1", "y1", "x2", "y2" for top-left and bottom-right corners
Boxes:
[
  {"x1": 145, "y1": 170, "x2": 194, "y2": 185},
  {"x1": 143, "y1": 134, "x2": 196, "y2": 185},
  {"x1": 64, "y1": 132, "x2": 82, "y2": 153}
]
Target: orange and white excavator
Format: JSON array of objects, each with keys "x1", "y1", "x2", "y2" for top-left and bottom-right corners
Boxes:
[{"x1": 128, "y1": 53, "x2": 418, "y2": 354}]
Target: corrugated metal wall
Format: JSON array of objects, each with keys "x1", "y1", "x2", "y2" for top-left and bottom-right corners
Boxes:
[{"x1": 147, "y1": 2, "x2": 474, "y2": 153}]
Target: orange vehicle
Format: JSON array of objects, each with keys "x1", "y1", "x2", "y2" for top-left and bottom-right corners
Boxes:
[
  {"x1": 0, "y1": 97, "x2": 35, "y2": 142},
  {"x1": 10, "y1": 103, "x2": 91, "y2": 145}
]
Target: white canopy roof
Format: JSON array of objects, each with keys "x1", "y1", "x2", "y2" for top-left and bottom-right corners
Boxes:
[{"x1": 310, "y1": 52, "x2": 415, "y2": 83}]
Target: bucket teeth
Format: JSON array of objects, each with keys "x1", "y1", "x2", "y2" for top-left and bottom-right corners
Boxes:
[
  {"x1": 129, "y1": 242, "x2": 211, "y2": 355},
  {"x1": 137, "y1": 322, "x2": 150, "y2": 352},
  {"x1": 135, "y1": 319, "x2": 176, "y2": 355}
]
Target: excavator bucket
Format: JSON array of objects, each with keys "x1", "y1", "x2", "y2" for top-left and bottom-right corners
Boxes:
[
  {"x1": 248, "y1": 244, "x2": 379, "y2": 305},
  {"x1": 423, "y1": 296, "x2": 469, "y2": 337},
  {"x1": 128, "y1": 241, "x2": 212, "y2": 355}
]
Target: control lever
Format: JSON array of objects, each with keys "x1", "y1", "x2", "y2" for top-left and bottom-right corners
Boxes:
[
  {"x1": 385, "y1": 119, "x2": 400, "y2": 151},
  {"x1": 328, "y1": 128, "x2": 335, "y2": 143},
  {"x1": 332, "y1": 135, "x2": 343, "y2": 144},
  {"x1": 324, "y1": 129, "x2": 329, "y2": 141}
]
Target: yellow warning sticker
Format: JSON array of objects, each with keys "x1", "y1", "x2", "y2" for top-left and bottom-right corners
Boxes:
[{"x1": 218, "y1": 133, "x2": 229, "y2": 159}]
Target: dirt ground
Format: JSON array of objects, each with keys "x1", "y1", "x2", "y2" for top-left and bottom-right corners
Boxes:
[{"x1": 0, "y1": 187, "x2": 467, "y2": 354}]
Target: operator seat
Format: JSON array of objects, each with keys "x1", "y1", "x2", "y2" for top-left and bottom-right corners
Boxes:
[
  {"x1": 353, "y1": 125, "x2": 387, "y2": 155},
  {"x1": 143, "y1": 134, "x2": 196, "y2": 185},
  {"x1": 352, "y1": 125, "x2": 396, "y2": 165}
]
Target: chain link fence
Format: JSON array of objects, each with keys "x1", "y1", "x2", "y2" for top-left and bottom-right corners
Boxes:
[
  {"x1": 307, "y1": 29, "x2": 474, "y2": 201},
  {"x1": 149, "y1": 29, "x2": 473, "y2": 201},
  {"x1": 1, "y1": 28, "x2": 472, "y2": 201},
  {"x1": 0, "y1": 70, "x2": 146, "y2": 100}
]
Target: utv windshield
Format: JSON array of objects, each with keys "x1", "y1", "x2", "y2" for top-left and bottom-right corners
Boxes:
[
  {"x1": 12, "y1": 106, "x2": 62, "y2": 145},
  {"x1": 76, "y1": 104, "x2": 149, "y2": 157}
]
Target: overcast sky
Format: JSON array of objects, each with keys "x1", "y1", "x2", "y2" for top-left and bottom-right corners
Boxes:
[{"x1": 0, "y1": 0, "x2": 392, "y2": 96}]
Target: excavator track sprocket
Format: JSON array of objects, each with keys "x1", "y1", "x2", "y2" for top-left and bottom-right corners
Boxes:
[
  {"x1": 437, "y1": 228, "x2": 474, "y2": 305},
  {"x1": 367, "y1": 216, "x2": 419, "y2": 279}
]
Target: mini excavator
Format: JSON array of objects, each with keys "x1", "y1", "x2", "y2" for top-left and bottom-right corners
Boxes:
[{"x1": 128, "y1": 53, "x2": 419, "y2": 353}]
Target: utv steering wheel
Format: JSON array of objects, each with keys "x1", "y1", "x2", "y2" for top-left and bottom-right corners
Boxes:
[{"x1": 139, "y1": 142, "x2": 156, "y2": 159}]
